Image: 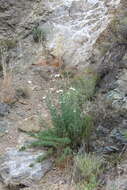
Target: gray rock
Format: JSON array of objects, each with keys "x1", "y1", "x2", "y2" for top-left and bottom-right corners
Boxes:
[
  {"x1": 110, "y1": 129, "x2": 127, "y2": 145},
  {"x1": 103, "y1": 146, "x2": 119, "y2": 154},
  {"x1": 0, "y1": 103, "x2": 10, "y2": 117},
  {"x1": 105, "y1": 70, "x2": 127, "y2": 111},
  {"x1": 0, "y1": 120, "x2": 8, "y2": 137},
  {"x1": 0, "y1": 149, "x2": 52, "y2": 188},
  {"x1": 96, "y1": 125, "x2": 109, "y2": 136}
]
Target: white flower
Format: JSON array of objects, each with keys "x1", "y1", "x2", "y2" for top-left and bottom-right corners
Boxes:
[
  {"x1": 42, "y1": 96, "x2": 46, "y2": 100},
  {"x1": 50, "y1": 88, "x2": 54, "y2": 91},
  {"x1": 56, "y1": 89, "x2": 63, "y2": 94},
  {"x1": 69, "y1": 87, "x2": 76, "y2": 91},
  {"x1": 54, "y1": 74, "x2": 60, "y2": 78},
  {"x1": 28, "y1": 80, "x2": 32, "y2": 84}
]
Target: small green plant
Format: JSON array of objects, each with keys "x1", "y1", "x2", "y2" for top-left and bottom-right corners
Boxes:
[
  {"x1": 74, "y1": 153, "x2": 104, "y2": 190},
  {"x1": 32, "y1": 27, "x2": 47, "y2": 43}
]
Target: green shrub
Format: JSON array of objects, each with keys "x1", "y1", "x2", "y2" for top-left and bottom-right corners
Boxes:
[{"x1": 30, "y1": 90, "x2": 93, "y2": 162}]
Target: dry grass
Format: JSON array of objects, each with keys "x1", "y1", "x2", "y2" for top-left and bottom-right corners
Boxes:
[
  {"x1": 0, "y1": 48, "x2": 16, "y2": 104},
  {"x1": 0, "y1": 72, "x2": 16, "y2": 104}
]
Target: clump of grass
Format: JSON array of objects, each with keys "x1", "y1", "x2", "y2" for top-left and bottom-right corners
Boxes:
[
  {"x1": 0, "y1": 72, "x2": 16, "y2": 104},
  {"x1": 0, "y1": 49, "x2": 16, "y2": 104},
  {"x1": 74, "y1": 153, "x2": 104, "y2": 190},
  {"x1": 75, "y1": 153, "x2": 103, "y2": 180}
]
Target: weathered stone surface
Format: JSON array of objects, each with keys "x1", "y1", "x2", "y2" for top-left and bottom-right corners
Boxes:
[
  {"x1": 0, "y1": 149, "x2": 52, "y2": 187},
  {"x1": 18, "y1": 115, "x2": 41, "y2": 133}
]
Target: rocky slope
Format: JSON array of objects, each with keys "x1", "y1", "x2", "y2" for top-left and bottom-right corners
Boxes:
[{"x1": 1, "y1": 0, "x2": 127, "y2": 190}]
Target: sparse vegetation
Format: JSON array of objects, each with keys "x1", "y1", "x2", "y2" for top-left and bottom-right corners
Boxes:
[{"x1": 74, "y1": 153, "x2": 104, "y2": 190}]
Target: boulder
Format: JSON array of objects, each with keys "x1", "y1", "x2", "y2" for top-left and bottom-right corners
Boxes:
[{"x1": 0, "y1": 149, "x2": 52, "y2": 188}]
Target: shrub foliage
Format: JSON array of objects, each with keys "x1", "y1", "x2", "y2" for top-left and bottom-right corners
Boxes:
[{"x1": 30, "y1": 89, "x2": 93, "y2": 161}]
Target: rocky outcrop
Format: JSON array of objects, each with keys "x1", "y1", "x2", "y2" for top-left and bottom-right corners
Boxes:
[
  {"x1": 17, "y1": 0, "x2": 121, "y2": 67},
  {"x1": 0, "y1": 0, "x2": 121, "y2": 69}
]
